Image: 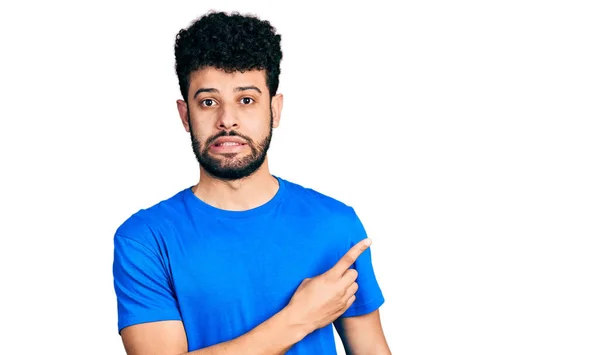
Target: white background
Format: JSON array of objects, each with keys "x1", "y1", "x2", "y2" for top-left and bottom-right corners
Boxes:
[{"x1": 0, "y1": 0, "x2": 598, "y2": 354}]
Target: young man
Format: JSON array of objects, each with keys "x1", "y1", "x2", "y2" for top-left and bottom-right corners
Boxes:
[{"x1": 113, "y1": 11, "x2": 391, "y2": 355}]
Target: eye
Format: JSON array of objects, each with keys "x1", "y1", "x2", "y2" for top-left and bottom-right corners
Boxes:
[
  {"x1": 201, "y1": 99, "x2": 215, "y2": 107},
  {"x1": 240, "y1": 97, "x2": 254, "y2": 105}
]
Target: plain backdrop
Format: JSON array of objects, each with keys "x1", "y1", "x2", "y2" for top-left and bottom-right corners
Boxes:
[{"x1": 0, "y1": 0, "x2": 598, "y2": 354}]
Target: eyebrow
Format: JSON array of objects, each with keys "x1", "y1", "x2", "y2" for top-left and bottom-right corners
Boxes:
[
  {"x1": 193, "y1": 86, "x2": 262, "y2": 99},
  {"x1": 235, "y1": 86, "x2": 262, "y2": 94}
]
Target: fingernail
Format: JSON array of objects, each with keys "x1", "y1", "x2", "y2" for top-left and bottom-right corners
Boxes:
[{"x1": 365, "y1": 238, "x2": 372, "y2": 246}]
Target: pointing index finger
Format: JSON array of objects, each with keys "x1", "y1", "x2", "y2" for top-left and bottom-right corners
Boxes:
[{"x1": 328, "y1": 238, "x2": 372, "y2": 277}]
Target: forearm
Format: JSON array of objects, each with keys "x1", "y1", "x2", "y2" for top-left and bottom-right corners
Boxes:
[{"x1": 184, "y1": 306, "x2": 310, "y2": 355}]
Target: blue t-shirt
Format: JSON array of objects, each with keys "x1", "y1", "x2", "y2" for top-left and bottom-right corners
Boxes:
[{"x1": 113, "y1": 176, "x2": 384, "y2": 354}]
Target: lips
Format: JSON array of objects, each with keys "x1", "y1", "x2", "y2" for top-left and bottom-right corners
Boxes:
[
  {"x1": 214, "y1": 141, "x2": 245, "y2": 147},
  {"x1": 211, "y1": 137, "x2": 247, "y2": 147}
]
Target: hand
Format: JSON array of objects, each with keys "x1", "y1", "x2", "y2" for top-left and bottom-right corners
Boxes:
[{"x1": 285, "y1": 238, "x2": 372, "y2": 334}]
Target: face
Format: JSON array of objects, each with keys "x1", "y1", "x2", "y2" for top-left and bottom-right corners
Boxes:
[{"x1": 177, "y1": 67, "x2": 283, "y2": 181}]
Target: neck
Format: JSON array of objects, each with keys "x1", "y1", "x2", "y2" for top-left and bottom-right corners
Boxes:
[{"x1": 192, "y1": 158, "x2": 279, "y2": 211}]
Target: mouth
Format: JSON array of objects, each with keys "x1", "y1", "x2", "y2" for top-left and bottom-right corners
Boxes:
[
  {"x1": 209, "y1": 137, "x2": 248, "y2": 154},
  {"x1": 212, "y1": 141, "x2": 246, "y2": 147}
]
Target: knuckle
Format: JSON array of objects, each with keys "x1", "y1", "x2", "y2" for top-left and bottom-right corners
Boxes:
[
  {"x1": 343, "y1": 254, "x2": 354, "y2": 265},
  {"x1": 300, "y1": 277, "x2": 313, "y2": 286}
]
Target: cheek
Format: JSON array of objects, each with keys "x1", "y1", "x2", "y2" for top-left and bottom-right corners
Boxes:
[
  {"x1": 248, "y1": 122, "x2": 272, "y2": 140},
  {"x1": 189, "y1": 116, "x2": 213, "y2": 138}
]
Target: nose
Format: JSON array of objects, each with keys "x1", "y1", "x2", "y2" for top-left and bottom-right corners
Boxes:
[{"x1": 216, "y1": 103, "x2": 239, "y2": 130}]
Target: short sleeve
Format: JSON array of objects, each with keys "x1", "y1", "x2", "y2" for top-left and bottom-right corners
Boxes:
[
  {"x1": 340, "y1": 209, "x2": 385, "y2": 317},
  {"x1": 113, "y1": 233, "x2": 181, "y2": 333}
]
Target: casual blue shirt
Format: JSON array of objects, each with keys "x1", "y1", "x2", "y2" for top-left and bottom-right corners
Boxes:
[{"x1": 113, "y1": 176, "x2": 384, "y2": 354}]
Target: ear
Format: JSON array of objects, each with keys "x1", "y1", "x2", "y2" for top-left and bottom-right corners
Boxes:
[
  {"x1": 270, "y1": 93, "x2": 284, "y2": 128},
  {"x1": 176, "y1": 99, "x2": 190, "y2": 132}
]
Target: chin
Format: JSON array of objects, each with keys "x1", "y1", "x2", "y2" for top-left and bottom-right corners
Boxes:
[{"x1": 214, "y1": 152, "x2": 248, "y2": 160}]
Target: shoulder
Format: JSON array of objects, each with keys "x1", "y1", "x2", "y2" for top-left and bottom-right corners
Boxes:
[
  {"x1": 279, "y1": 177, "x2": 370, "y2": 261},
  {"x1": 114, "y1": 187, "x2": 190, "y2": 248},
  {"x1": 279, "y1": 176, "x2": 359, "y2": 222}
]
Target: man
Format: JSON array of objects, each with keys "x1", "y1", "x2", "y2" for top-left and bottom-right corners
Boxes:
[{"x1": 113, "y1": 11, "x2": 391, "y2": 355}]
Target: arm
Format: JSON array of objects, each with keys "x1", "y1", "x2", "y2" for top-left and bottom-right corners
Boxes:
[
  {"x1": 334, "y1": 310, "x2": 391, "y2": 355},
  {"x1": 333, "y1": 209, "x2": 390, "y2": 354},
  {"x1": 121, "y1": 307, "x2": 307, "y2": 355},
  {"x1": 115, "y1": 228, "x2": 373, "y2": 355},
  {"x1": 114, "y1": 233, "x2": 305, "y2": 355}
]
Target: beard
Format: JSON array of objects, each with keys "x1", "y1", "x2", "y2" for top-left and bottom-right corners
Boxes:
[{"x1": 188, "y1": 112, "x2": 273, "y2": 181}]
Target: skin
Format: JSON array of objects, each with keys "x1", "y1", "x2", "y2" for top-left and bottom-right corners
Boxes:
[
  {"x1": 120, "y1": 67, "x2": 391, "y2": 354},
  {"x1": 177, "y1": 67, "x2": 282, "y2": 211}
]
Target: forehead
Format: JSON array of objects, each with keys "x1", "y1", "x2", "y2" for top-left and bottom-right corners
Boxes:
[{"x1": 189, "y1": 67, "x2": 268, "y2": 92}]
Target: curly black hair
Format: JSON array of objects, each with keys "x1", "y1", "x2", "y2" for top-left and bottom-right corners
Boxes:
[{"x1": 174, "y1": 11, "x2": 283, "y2": 102}]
